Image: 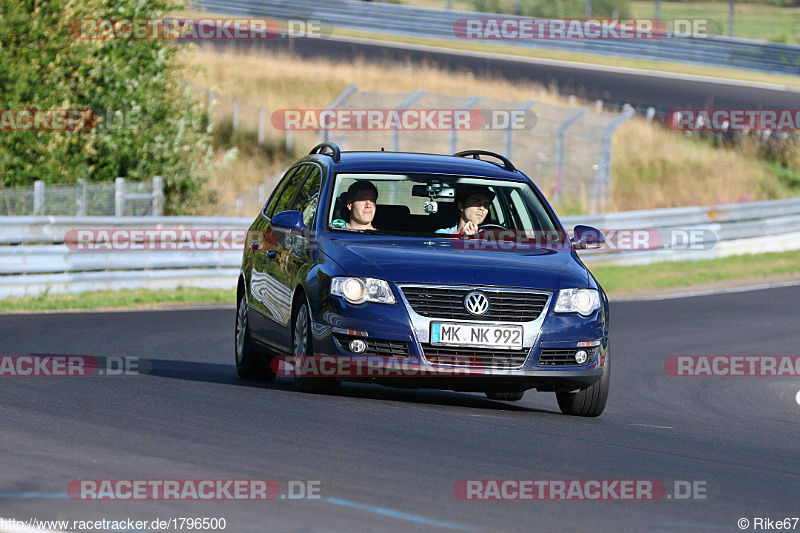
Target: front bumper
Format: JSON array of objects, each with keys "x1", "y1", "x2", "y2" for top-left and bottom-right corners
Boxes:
[{"x1": 310, "y1": 284, "x2": 608, "y2": 392}]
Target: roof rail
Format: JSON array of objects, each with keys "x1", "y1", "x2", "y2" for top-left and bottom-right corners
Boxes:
[
  {"x1": 453, "y1": 150, "x2": 516, "y2": 172},
  {"x1": 309, "y1": 142, "x2": 341, "y2": 163}
]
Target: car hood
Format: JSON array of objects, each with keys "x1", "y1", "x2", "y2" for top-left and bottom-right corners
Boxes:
[{"x1": 321, "y1": 235, "x2": 589, "y2": 291}]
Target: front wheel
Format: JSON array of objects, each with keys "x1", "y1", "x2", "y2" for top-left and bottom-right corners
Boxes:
[
  {"x1": 292, "y1": 300, "x2": 339, "y2": 394},
  {"x1": 235, "y1": 295, "x2": 275, "y2": 381},
  {"x1": 556, "y1": 352, "x2": 609, "y2": 417}
]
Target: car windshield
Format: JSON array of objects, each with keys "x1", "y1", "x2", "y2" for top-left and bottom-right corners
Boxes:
[{"x1": 327, "y1": 173, "x2": 559, "y2": 237}]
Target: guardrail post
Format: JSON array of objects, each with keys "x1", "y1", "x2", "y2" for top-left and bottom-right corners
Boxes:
[
  {"x1": 322, "y1": 83, "x2": 359, "y2": 145},
  {"x1": 152, "y1": 176, "x2": 164, "y2": 216},
  {"x1": 392, "y1": 89, "x2": 427, "y2": 152},
  {"x1": 449, "y1": 95, "x2": 481, "y2": 154},
  {"x1": 33, "y1": 180, "x2": 45, "y2": 216},
  {"x1": 591, "y1": 104, "x2": 635, "y2": 213},
  {"x1": 233, "y1": 98, "x2": 240, "y2": 132},
  {"x1": 505, "y1": 100, "x2": 535, "y2": 160},
  {"x1": 258, "y1": 108, "x2": 266, "y2": 145},
  {"x1": 115, "y1": 177, "x2": 125, "y2": 217},
  {"x1": 554, "y1": 108, "x2": 587, "y2": 204},
  {"x1": 77, "y1": 178, "x2": 87, "y2": 216}
]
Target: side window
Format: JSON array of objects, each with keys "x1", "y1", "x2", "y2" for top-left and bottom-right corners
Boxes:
[
  {"x1": 264, "y1": 166, "x2": 299, "y2": 218},
  {"x1": 291, "y1": 165, "x2": 322, "y2": 227},
  {"x1": 269, "y1": 165, "x2": 311, "y2": 218}
]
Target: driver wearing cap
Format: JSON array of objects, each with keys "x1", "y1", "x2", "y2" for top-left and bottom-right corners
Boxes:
[{"x1": 436, "y1": 185, "x2": 495, "y2": 236}]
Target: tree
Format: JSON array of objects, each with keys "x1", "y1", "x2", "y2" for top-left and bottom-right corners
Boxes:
[{"x1": 0, "y1": 0, "x2": 214, "y2": 213}]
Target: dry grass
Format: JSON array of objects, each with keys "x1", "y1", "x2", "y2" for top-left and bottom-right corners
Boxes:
[
  {"x1": 185, "y1": 46, "x2": 573, "y2": 109},
  {"x1": 184, "y1": 46, "x2": 792, "y2": 215},
  {"x1": 611, "y1": 117, "x2": 769, "y2": 210}
]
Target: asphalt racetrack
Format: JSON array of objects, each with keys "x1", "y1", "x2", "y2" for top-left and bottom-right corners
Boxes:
[
  {"x1": 1, "y1": 286, "x2": 798, "y2": 532},
  {"x1": 222, "y1": 35, "x2": 800, "y2": 113}
]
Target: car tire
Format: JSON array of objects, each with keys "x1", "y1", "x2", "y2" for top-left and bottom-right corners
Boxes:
[
  {"x1": 485, "y1": 391, "x2": 525, "y2": 401},
  {"x1": 556, "y1": 351, "x2": 610, "y2": 417},
  {"x1": 292, "y1": 299, "x2": 340, "y2": 394},
  {"x1": 235, "y1": 294, "x2": 275, "y2": 381}
]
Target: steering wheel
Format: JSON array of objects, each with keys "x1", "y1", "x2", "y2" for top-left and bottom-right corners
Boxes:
[{"x1": 477, "y1": 223, "x2": 508, "y2": 232}]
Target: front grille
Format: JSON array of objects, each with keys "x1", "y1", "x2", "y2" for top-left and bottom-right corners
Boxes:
[
  {"x1": 421, "y1": 344, "x2": 530, "y2": 368},
  {"x1": 401, "y1": 287, "x2": 549, "y2": 322},
  {"x1": 538, "y1": 347, "x2": 598, "y2": 366},
  {"x1": 334, "y1": 334, "x2": 409, "y2": 357}
]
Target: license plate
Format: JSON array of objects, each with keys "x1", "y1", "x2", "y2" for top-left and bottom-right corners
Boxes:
[{"x1": 430, "y1": 323, "x2": 523, "y2": 349}]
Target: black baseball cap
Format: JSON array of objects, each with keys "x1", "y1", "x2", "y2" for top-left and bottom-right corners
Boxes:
[{"x1": 457, "y1": 185, "x2": 495, "y2": 203}]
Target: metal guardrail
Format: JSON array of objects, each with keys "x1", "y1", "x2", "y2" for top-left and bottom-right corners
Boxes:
[
  {"x1": 0, "y1": 217, "x2": 251, "y2": 299},
  {"x1": 3, "y1": 196, "x2": 800, "y2": 298},
  {"x1": 195, "y1": 0, "x2": 800, "y2": 76}
]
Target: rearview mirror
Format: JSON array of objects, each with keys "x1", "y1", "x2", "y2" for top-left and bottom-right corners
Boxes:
[
  {"x1": 572, "y1": 225, "x2": 605, "y2": 250},
  {"x1": 412, "y1": 184, "x2": 455, "y2": 199},
  {"x1": 271, "y1": 210, "x2": 306, "y2": 232}
]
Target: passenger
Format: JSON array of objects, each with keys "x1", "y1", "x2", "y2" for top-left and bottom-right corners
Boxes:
[
  {"x1": 345, "y1": 180, "x2": 378, "y2": 230},
  {"x1": 436, "y1": 185, "x2": 495, "y2": 235}
]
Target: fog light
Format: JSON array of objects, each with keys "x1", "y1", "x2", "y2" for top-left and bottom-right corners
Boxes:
[
  {"x1": 575, "y1": 350, "x2": 588, "y2": 364},
  {"x1": 349, "y1": 339, "x2": 367, "y2": 354}
]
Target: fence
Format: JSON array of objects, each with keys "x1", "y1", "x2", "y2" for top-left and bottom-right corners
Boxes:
[
  {"x1": 319, "y1": 84, "x2": 634, "y2": 212},
  {"x1": 0, "y1": 177, "x2": 164, "y2": 217},
  {"x1": 195, "y1": 0, "x2": 800, "y2": 76},
  {"x1": 3, "y1": 196, "x2": 800, "y2": 299},
  {"x1": 187, "y1": 81, "x2": 301, "y2": 152}
]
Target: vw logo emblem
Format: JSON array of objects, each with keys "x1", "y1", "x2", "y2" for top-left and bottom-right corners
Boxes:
[{"x1": 464, "y1": 291, "x2": 489, "y2": 316}]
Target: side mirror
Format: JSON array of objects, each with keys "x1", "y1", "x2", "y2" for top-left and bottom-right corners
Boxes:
[
  {"x1": 572, "y1": 225, "x2": 605, "y2": 250},
  {"x1": 271, "y1": 210, "x2": 306, "y2": 232}
]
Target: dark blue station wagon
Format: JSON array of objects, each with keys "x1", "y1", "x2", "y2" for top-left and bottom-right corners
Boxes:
[{"x1": 236, "y1": 143, "x2": 610, "y2": 416}]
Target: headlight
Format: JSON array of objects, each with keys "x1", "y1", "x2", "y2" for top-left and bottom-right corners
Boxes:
[
  {"x1": 554, "y1": 288, "x2": 601, "y2": 316},
  {"x1": 331, "y1": 277, "x2": 396, "y2": 305}
]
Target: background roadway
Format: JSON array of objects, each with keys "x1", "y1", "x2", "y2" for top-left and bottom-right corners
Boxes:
[
  {"x1": 1, "y1": 286, "x2": 798, "y2": 532},
  {"x1": 222, "y1": 35, "x2": 800, "y2": 112}
]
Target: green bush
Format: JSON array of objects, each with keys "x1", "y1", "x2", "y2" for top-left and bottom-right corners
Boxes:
[{"x1": 0, "y1": 0, "x2": 215, "y2": 214}]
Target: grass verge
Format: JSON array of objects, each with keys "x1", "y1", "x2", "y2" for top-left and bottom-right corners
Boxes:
[
  {"x1": 0, "y1": 287, "x2": 235, "y2": 313},
  {"x1": 590, "y1": 248, "x2": 800, "y2": 294}
]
